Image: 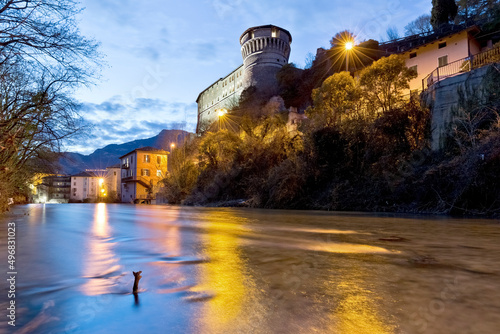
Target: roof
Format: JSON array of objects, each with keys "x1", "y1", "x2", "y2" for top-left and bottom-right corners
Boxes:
[
  {"x1": 106, "y1": 163, "x2": 121, "y2": 169},
  {"x1": 119, "y1": 146, "x2": 169, "y2": 159},
  {"x1": 379, "y1": 24, "x2": 480, "y2": 55},
  {"x1": 196, "y1": 64, "x2": 244, "y2": 103},
  {"x1": 71, "y1": 171, "x2": 97, "y2": 178},
  {"x1": 239, "y1": 25, "x2": 292, "y2": 43}
]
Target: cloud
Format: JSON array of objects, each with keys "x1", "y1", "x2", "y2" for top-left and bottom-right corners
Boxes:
[{"x1": 67, "y1": 96, "x2": 197, "y2": 154}]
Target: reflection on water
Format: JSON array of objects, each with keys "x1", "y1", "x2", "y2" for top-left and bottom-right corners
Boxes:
[
  {"x1": 331, "y1": 263, "x2": 395, "y2": 334},
  {"x1": 194, "y1": 213, "x2": 250, "y2": 332},
  {"x1": 1, "y1": 204, "x2": 500, "y2": 333},
  {"x1": 82, "y1": 203, "x2": 122, "y2": 295}
]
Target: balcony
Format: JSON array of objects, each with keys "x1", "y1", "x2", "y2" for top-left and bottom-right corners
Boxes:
[
  {"x1": 422, "y1": 46, "x2": 500, "y2": 90},
  {"x1": 122, "y1": 162, "x2": 130, "y2": 169},
  {"x1": 121, "y1": 175, "x2": 151, "y2": 188}
]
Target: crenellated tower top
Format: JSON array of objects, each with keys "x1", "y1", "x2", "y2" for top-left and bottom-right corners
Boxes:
[{"x1": 239, "y1": 25, "x2": 292, "y2": 93}]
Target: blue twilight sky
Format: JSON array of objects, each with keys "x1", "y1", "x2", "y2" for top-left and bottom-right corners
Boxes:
[{"x1": 69, "y1": 0, "x2": 432, "y2": 154}]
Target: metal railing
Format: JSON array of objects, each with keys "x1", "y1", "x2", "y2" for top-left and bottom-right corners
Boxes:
[
  {"x1": 422, "y1": 47, "x2": 500, "y2": 90},
  {"x1": 121, "y1": 175, "x2": 151, "y2": 188}
]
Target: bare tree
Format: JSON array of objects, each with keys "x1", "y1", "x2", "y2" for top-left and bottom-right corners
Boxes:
[
  {"x1": 0, "y1": 0, "x2": 101, "y2": 210},
  {"x1": 404, "y1": 14, "x2": 433, "y2": 36},
  {"x1": 386, "y1": 26, "x2": 400, "y2": 41},
  {"x1": 0, "y1": 0, "x2": 100, "y2": 72}
]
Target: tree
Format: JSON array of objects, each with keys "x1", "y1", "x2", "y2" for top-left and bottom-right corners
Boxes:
[
  {"x1": 455, "y1": 0, "x2": 500, "y2": 25},
  {"x1": 0, "y1": 0, "x2": 100, "y2": 71},
  {"x1": 431, "y1": 0, "x2": 459, "y2": 29},
  {"x1": 386, "y1": 26, "x2": 400, "y2": 41},
  {"x1": 329, "y1": 30, "x2": 356, "y2": 49},
  {"x1": 404, "y1": 14, "x2": 433, "y2": 36},
  {"x1": 0, "y1": 0, "x2": 100, "y2": 210},
  {"x1": 359, "y1": 54, "x2": 417, "y2": 113},
  {"x1": 308, "y1": 72, "x2": 359, "y2": 127}
]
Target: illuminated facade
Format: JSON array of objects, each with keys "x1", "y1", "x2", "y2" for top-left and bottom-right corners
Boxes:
[
  {"x1": 120, "y1": 147, "x2": 169, "y2": 203},
  {"x1": 70, "y1": 171, "x2": 101, "y2": 202},
  {"x1": 196, "y1": 25, "x2": 292, "y2": 133},
  {"x1": 380, "y1": 26, "x2": 483, "y2": 93}
]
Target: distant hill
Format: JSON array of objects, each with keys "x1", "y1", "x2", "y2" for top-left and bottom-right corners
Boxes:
[{"x1": 59, "y1": 129, "x2": 192, "y2": 175}]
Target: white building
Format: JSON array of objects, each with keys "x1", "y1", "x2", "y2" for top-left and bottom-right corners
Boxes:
[
  {"x1": 105, "y1": 164, "x2": 121, "y2": 200},
  {"x1": 70, "y1": 171, "x2": 101, "y2": 202}
]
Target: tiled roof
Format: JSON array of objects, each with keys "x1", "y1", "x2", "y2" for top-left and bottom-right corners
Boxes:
[
  {"x1": 379, "y1": 24, "x2": 480, "y2": 55},
  {"x1": 119, "y1": 146, "x2": 169, "y2": 159}
]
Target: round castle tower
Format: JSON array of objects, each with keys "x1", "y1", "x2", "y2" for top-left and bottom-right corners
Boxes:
[{"x1": 240, "y1": 25, "x2": 292, "y2": 94}]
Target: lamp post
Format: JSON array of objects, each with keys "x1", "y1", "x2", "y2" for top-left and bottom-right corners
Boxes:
[
  {"x1": 217, "y1": 108, "x2": 227, "y2": 130},
  {"x1": 170, "y1": 143, "x2": 175, "y2": 153},
  {"x1": 345, "y1": 41, "x2": 354, "y2": 72}
]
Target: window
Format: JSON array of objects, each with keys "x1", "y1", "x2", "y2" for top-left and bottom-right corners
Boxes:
[
  {"x1": 438, "y1": 42, "x2": 447, "y2": 49},
  {"x1": 157, "y1": 156, "x2": 162, "y2": 164},
  {"x1": 74, "y1": 182, "x2": 76, "y2": 186},
  {"x1": 409, "y1": 52, "x2": 417, "y2": 59},
  {"x1": 114, "y1": 172, "x2": 116, "y2": 176},
  {"x1": 409, "y1": 65, "x2": 418, "y2": 75},
  {"x1": 141, "y1": 169, "x2": 150, "y2": 176},
  {"x1": 157, "y1": 170, "x2": 162, "y2": 177},
  {"x1": 438, "y1": 55, "x2": 448, "y2": 67},
  {"x1": 144, "y1": 154, "x2": 150, "y2": 163}
]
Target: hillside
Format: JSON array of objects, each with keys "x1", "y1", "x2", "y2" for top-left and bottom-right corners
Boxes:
[{"x1": 59, "y1": 129, "x2": 192, "y2": 175}]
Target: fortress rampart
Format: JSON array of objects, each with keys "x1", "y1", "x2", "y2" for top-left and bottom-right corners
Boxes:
[{"x1": 196, "y1": 25, "x2": 292, "y2": 133}]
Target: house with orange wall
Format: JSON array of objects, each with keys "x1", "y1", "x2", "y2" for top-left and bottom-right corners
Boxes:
[{"x1": 120, "y1": 147, "x2": 169, "y2": 203}]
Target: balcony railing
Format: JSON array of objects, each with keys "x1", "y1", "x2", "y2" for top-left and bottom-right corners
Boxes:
[
  {"x1": 422, "y1": 47, "x2": 500, "y2": 90},
  {"x1": 122, "y1": 162, "x2": 130, "y2": 169},
  {"x1": 121, "y1": 175, "x2": 151, "y2": 188}
]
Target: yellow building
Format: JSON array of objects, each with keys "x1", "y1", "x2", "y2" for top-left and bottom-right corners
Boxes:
[{"x1": 119, "y1": 147, "x2": 169, "y2": 203}]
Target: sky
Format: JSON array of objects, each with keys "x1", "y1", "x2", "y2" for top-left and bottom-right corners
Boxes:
[{"x1": 69, "y1": 0, "x2": 432, "y2": 154}]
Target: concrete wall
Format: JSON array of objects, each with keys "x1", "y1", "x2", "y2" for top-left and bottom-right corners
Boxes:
[{"x1": 422, "y1": 65, "x2": 493, "y2": 151}]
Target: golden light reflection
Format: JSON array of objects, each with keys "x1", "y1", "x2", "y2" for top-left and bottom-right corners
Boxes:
[
  {"x1": 94, "y1": 202, "x2": 108, "y2": 238},
  {"x1": 82, "y1": 203, "x2": 121, "y2": 295},
  {"x1": 195, "y1": 213, "x2": 253, "y2": 332},
  {"x1": 326, "y1": 263, "x2": 396, "y2": 334}
]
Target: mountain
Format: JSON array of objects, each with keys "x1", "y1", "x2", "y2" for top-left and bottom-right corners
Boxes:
[{"x1": 59, "y1": 129, "x2": 192, "y2": 175}]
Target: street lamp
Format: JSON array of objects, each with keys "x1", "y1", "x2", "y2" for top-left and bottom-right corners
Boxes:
[
  {"x1": 170, "y1": 143, "x2": 175, "y2": 152},
  {"x1": 345, "y1": 41, "x2": 354, "y2": 72},
  {"x1": 217, "y1": 108, "x2": 227, "y2": 130}
]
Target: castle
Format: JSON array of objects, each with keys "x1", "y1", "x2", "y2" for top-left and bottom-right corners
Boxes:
[{"x1": 196, "y1": 25, "x2": 292, "y2": 133}]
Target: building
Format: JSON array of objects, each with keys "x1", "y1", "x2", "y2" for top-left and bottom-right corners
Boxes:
[
  {"x1": 380, "y1": 24, "x2": 500, "y2": 151},
  {"x1": 34, "y1": 175, "x2": 71, "y2": 203},
  {"x1": 380, "y1": 25, "x2": 484, "y2": 93},
  {"x1": 70, "y1": 171, "x2": 101, "y2": 202},
  {"x1": 105, "y1": 164, "x2": 121, "y2": 200},
  {"x1": 196, "y1": 25, "x2": 292, "y2": 133},
  {"x1": 120, "y1": 147, "x2": 169, "y2": 203}
]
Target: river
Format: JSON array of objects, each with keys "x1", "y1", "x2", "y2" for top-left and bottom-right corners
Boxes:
[{"x1": 0, "y1": 204, "x2": 499, "y2": 333}]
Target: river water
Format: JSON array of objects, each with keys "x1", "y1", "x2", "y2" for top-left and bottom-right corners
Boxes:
[{"x1": 1, "y1": 204, "x2": 499, "y2": 333}]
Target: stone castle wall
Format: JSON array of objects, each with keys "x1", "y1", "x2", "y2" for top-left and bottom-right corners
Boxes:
[{"x1": 196, "y1": 25, "x2": 291, "y2": 132}]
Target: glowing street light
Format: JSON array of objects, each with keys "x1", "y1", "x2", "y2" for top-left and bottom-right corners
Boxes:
[
  {"x1": 216, "y1": 108, "x2": 227, "y2": 130},
  {"x1": 345, "y1": 41, "x2": 354, "y2": 72},
  {"x1": 170, "y1": 143, "x2": 175, "y2": 152}
]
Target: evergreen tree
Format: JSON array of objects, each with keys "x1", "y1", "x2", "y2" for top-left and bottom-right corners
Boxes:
[{"x1": 431, "y1": 0, "x2": 459, "y2": 28}]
